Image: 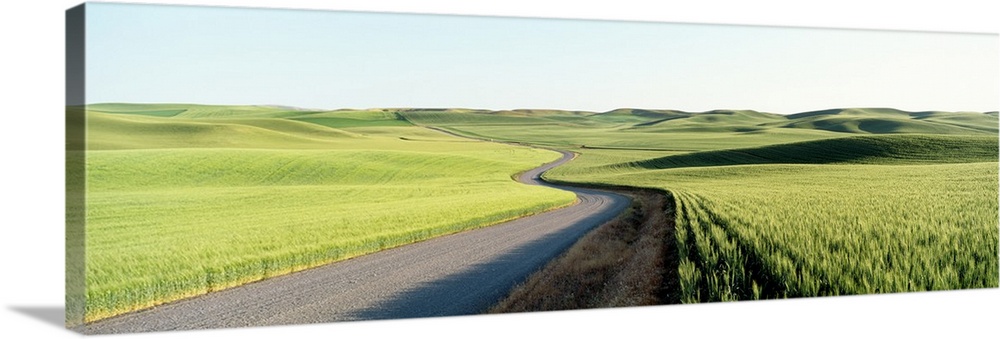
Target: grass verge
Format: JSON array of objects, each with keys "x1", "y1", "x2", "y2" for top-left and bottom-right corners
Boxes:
[{"x1": 489, "y1": 189, "x2": 679, "y2": 312}]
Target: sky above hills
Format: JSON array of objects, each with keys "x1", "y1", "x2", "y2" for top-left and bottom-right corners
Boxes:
[{"x1": 85, "y1": 2, "x2": 998, "y2": 114}]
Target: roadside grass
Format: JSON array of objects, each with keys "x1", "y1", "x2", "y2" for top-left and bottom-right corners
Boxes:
[
  {"x1": 489, "y1": 190, "x2": 677, "y2": 312},
  {"x1": 80, "y1": 105, "x2": 576, "y2": 322}
]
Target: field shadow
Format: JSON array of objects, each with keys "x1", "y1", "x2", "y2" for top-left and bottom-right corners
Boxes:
[
  {"x1": 9, "y1": 306, "x2": 65, "y2": 328},
  {"x1": 624, "y1": 136, "x2": 896, "y2": 170},
  {"x1": 349, "y1": 194, "x2": 626, "y2": 320}
]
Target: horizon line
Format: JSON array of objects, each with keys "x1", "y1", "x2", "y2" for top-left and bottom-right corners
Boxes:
[{"x1": 79, "y1": 102, "x2": 1000, "y2": 115}]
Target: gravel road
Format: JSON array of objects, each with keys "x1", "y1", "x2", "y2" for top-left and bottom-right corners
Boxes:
[{"x1": 80, "y1": 150, "x2": 630, "y2": 334}]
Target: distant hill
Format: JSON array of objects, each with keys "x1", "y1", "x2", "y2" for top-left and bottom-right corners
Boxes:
[
  {"x1": 776, "y1": 108, "x2": 997, "y2": 134},
  {"x1": 83, "y1": 111, "x2": 360, "y2": 150},
  {"x1": 620, "y1": 134, "x2": 999, "y2": 170},
  {"x1": 84, "y1": 103, "x2": 998, "y2": 136}
]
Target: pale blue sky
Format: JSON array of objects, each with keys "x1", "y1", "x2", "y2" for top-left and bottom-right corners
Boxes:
[{"x1": 85, "y1": 2, "x2": 998, "y2": 114}]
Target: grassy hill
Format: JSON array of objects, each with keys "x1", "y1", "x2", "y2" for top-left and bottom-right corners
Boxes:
[
  {"x1": 290, "y1": 110, "x2": 413, "y2": 128},
  {"x1": 621, "y1": 134, "x2": 998, "y2": 170},
  {"x1": 76, "y1": 104, "x2": 576, "y2": 323},
  {"x1": 85, "y1": 112, "x2": 362, "y2": 150},
  {"x1": 74, "y1": 103, "x2": 999, "y2": 322},
  {"x1": 776, "y1": 108, "x2": 998, "y2": 134},
  {"x1": 389, "y1": 105, "x2": 1000, "y2": 303}
]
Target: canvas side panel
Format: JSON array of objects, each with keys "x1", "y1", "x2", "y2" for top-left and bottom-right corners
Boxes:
[{"x1": 65, "y1": 2, "x2": 86, "y2": 330}]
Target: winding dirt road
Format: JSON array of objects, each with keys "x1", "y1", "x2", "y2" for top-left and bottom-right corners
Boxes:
[{"x1": 81, "y1": 150, "x2": 630, "y2": 334}]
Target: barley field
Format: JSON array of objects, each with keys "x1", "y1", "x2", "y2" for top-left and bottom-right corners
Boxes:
[
  {"x1": 74, "y1": 105, "x2": 575, "y2": 322},
  {"x1": 403, "y1": 107, "x2": 1000, "y2": 302},
  {"x1": 72, "y1": 104, "x2": 999, "y2": 322}
]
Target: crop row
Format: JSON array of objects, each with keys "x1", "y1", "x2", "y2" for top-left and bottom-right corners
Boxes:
[{"x1": 666, "y1": 163, "x2": 999, "y2": 302}]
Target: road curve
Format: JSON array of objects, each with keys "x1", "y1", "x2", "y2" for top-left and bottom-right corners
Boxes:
[{"x1": 81, "y1": 150, "x2": 630, "y2": 334}]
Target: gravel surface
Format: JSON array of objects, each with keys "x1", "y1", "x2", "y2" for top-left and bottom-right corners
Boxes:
[{"x1": 80, "y1": 150, "x2": 630, "y2": 334}]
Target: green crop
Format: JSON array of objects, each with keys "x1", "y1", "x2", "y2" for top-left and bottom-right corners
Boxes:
[
  {"x1": 549, "y1": 136, "x2": 1000, "y2": 301},
  {"x1": 76, "y1": 105, "x2": 575, "y2": 322},
  {"x1": 73, "y1": 103, "x2": 999, "y2": 323},
  {"x1": 599, "y1": 162, "x2": 998, "y2": 301},
  {"x1": 400, "y1": 107, "x2": 1000, "y2": 302}
]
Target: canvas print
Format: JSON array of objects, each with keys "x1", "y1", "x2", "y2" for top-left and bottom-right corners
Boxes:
[{"x1": 65, "y1": 2, "x2": 999, "y2": 334}]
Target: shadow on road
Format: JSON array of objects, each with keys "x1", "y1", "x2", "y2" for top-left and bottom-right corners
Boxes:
[{"x1": 349, "y1": 195, "x2": 622, "y2": 320}]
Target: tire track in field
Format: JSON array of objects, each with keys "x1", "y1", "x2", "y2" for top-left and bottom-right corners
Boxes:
[{"x1": 80, "y1": 139, "x2": 630, "y2": 334}]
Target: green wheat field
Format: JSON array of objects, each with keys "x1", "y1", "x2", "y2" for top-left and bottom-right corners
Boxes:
[{"x1": 70, "y1": 104, "x2": 999, "y2": 323}]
